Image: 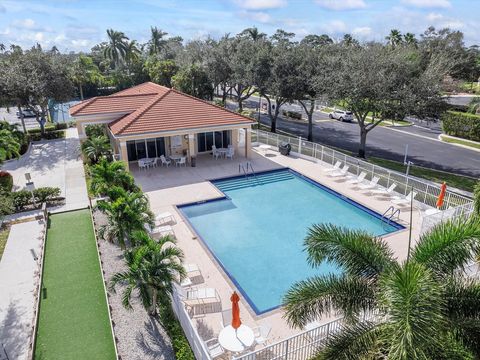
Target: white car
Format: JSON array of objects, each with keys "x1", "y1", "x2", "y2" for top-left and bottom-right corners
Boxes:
[{"x1": 329, "y1": 110, "x2": 354, "y2": 122}]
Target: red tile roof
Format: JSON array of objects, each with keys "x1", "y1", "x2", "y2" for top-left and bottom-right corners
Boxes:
[{"x1": 70, "y1": 82, "x2": 255, "y2": 136}]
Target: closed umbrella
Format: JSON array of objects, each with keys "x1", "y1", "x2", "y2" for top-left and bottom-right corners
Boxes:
[
  {"x1": 436, "y1": 182, "x2": 447, "y2": 208},
  {"x1": 231, "y1": 291, "x2": 241, "y2": 329}
]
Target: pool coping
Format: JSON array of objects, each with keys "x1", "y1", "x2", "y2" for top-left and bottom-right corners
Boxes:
[{"x1": 176, "y1": 167, "x2": 406, "y2": 316}]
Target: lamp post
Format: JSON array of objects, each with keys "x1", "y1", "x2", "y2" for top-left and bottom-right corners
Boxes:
[{"x1": 24, "y1": 173, "x2": 36, "y2": 207}]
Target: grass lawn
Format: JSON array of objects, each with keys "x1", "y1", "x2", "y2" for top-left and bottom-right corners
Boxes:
[
  {"x1": 440, "y1": 135, "x2": 480, "y2": 150},
  {"x1": 34, "y1": 209, "x2": 115, "y2": 360},
  {"x1": 368, "y1": 157, "x2": 478, "y2": 193},
  {"x1": 0, "y1": 225, "x2": 10, "y2": 260}
]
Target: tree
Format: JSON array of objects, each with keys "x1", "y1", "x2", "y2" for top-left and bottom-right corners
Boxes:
[
  {"x1": 204, "y1": 36, "x2": 233, "y2": 104},
  {"x1": 283, "y1": 217, "x2": 480, "y2": 359},
  {"x1": 147, "y1": 27, "x2": 168, "y2": 56},
  {"x1": 341, "y1": 34, "x2": 359, "y2": 47},
  {"x1": 89, "y1": 159, "x2": 137, "y2": 196},
  {"x1": 103, "y1": 29, "x2": 129, "y2": 69},
  {"x1": 239, "y1": 27, "x2": 266, "y2": 42},
  {"x1": 97, "y1": 187, "x2": 154, "y2": 249},
  {"x1": 0, "y1": 128, "x2": 21, "y2": 164},
  {"x1": 468, "y1": 97, "x2": 480, "y2": 115},
  {"x1": 81, "y1": 135, "x2": 112, "y2": 164},
  {"x1": 71, "y1": 55, "x2": 102, "y2": 100},
  {"x1": 386, "y1": 29, "x2": 403, "y2": 47},
  {"x1": 300, "y1": 34, "x2": 333, "y2": 48},
  {"x1": 171, "y1": 64, "x2": 213, "y2": 100},
  {"x1": 109, "y1": 231, "x2": 186, "y2": 316},
  {"x1": 124, "y1": 40, "x2": 141, "y2": 66},
  {"x1": 404, "y1": 32, "x2": 418, "y2": 47},
  {"x1": 144, "y1": 58, "x2": 178, "y2": 87}
]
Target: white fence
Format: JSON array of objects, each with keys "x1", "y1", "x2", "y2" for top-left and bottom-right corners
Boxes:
[
  {"x1": 171, "y1": 285, "x2": 211, "y2": 360},
  {"x1": 253, "y1": 129, "x2": 473, "y2": 232}
]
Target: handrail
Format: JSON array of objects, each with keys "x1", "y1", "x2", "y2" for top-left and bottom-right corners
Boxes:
[
  {"x1": 381, "y1": 206, "x2": 400, "y2": 226},
  {"x1": 246, "y1": 161, "x2": 258, "y2": 183}
]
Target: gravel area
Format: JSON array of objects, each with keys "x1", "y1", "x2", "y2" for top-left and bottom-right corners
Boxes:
[{"x1": 94, "y1": 210, "x2": 175, "y2": 360}]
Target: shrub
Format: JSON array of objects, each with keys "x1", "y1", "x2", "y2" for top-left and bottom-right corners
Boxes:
[
  {"x1": 27, "y1": 125, "x2": 56, "y2": 135},
  {"x1": 474, "y1": 181, "x2": 480, "y2": 216},
  {"x1": 0, "y1": 171, "x2": 13, "y2": 192},
  {"x1": 85, "y1": 124, "x2": 106, "y2": 139},
  {"x1": 0, "y1": 190, "x2": 13, "y2": 217},
  {"x1": 441, "y1": 111, "x2": 480, "y2": 142},
  {"x1": 33, "y1": 187, "x2": 61, "y2": 203},
  {"x1": 11, "y1": 186, "x2": 62, "y2": 210},
  {"x1": 55, "y1": 122, "x2": 68, "y2": 130},
  {"x1": 28, "y1": 130, "x2": 65, "y2": 141},
  {"x1": 159, "y1": 304, "x2": 194, "y2": 360},
  {"x1": 11, "y1": 190, "x2": 33, "y2": 210},
  {"x1": 283, "y1": 110, "x2": 302, "y2": 120}
]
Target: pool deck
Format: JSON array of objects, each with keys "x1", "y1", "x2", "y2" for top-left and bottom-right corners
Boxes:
[{"x1": 132, "y1": 148, "x2": 424, "y2": 349}]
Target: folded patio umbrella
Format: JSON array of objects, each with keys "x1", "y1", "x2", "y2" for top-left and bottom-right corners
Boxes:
[
  {"x1": 436, "y1": 182, "x2": 447, "y2": 208},
  {"x1": 231, "y1": 291, "x2": 241, "y2": 329}
]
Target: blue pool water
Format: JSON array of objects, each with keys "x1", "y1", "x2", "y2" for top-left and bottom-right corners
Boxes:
[{"x1": 179, "y1": 169, "x2": 403, "y2": 314}]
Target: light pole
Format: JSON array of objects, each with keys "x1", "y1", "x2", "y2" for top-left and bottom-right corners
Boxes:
[
  {"x1": 25, "y1": 173, "x2": 36, "y2": 207},
  {"x1": 403, "y1": 144, "x2": 414, "y2": 176}
]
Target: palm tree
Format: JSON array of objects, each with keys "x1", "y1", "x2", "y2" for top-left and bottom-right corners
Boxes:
[
  {"x1": 386, "y1": 29, "x2": 403, "y2": 47},
  {"x1": 0, "y1": 129, "x2": 21, "y2": 164},
  {"x1": 97, "y1": 187, "x2": 154, "y2": 249},
  {"x1": 240, "y1": 27, "x2": 266, "y2": 42},
  {"x1": 283, "y1": 217, "x2": 480, "y2": 359},
  {"x1": 0, "y1": 43, "x2": 5, "y2": 52},
  {"x1": 148, "y1": 27, "x2": 168, "y2": 55},
  {"x1": 81, "y1": 135, "x2": 111, "y2": 164},
  {"x1": 71, "y1": 55, "x2": 102, "y2": 100},
  {"x1": 89, "y1": 159, "x2": 137, "y2": 196},
  {"x1": 342, "y1": 34, "x2": 359, "y2": 47},
  {"x1": 404, "y1": 32, "x2": 418, "y2": 47},
  {"x1": 103, "y1": 29, "x2": 129, "y2": 68},
  {"x1": 109, "y1": 231, "x2": 186, "y2": 316},
  {"x1": 124, "y1": 40, "x2": 141, "y2": 66}
]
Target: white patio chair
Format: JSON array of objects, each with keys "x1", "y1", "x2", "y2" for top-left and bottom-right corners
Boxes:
[
  {"x1": 220, "y1": 308, "x2": 232, "y2": 328},
  {"x1": 155, "y1": 211, "x2": 175, "y2": 226},
  {"x1": 151, "y1": 158, "x2": 158, "y2": 168},
  {"x1": 138, "y1": 160, "x2": 147, "y2": 170},
  {"x1": 181, "y1": 263, "x2": 203, "y2": 287},
  {"x1": 391, "y1": 191, "x2": 417, "y2": 207},
  {"x1": 323, "y1": 161, "x2": 341, "y2": 173},
  {"x1": 371, "y1": 183, "x2": 397, "y2": 196},
  {"x1": 358, "y1": 176, "x2": 380, "y2": 191},
  {"x1": 328, "y1": 164, "x2": 350, "y2": 177},
  {"x1": 253, "y1": 324, "x2": 271, "y2": 346},
  {"x1": 147, "y1": 225, "x2": 175, "y2": 239},
  {"x1": 226, "y1": 147, "x2": 234, "y2": 160},
  {"x1": 160, "y1": 155, "x2": 171, "y2": 167},
  {"x1": 180, "y1": 286, "x2": 221, "y2": 315},
  {"x1": 176, "y1": 156, "x2": 187, "y2": 167},
  {"x1": 212, "y1": 145, "x2": 221, "y2": 160},
  {"x1": 205, "y1": 338, "x2": 225, "y2": 359},
  {"x1": 346, "y1": 171, "x2": 367, "y2": 185}
]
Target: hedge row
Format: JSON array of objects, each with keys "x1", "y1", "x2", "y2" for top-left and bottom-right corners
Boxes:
[
  {"x1": 442, "y1": 111, "x2": 480, "y2": 142},
  {"x1": 11, "y1": 187, "x2": 63, "y2": 211},
  {"x1": 28, "y1": 130, "x2": 66, "y2": 141}
]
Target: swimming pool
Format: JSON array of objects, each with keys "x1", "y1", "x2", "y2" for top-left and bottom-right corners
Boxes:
[{"x1": 179, "y1": 169, "x2": 403, "y2": 314}]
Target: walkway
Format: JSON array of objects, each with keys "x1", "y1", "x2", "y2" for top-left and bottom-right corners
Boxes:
[
  {"x1": 3, "y1": 128, "x2": 89, "y2": 212},
  {"x1": 0, "y1": 220, "x2": 44, "y2": 360}
]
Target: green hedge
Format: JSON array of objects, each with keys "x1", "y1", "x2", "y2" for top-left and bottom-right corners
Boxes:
[
  {"x1": 159, "y1": 305, "x2": 194, "y2": 360},
  {"x1": 442, "y1": 111, "x2": 480, "y2": 142},
  {"x1": 28, "y1": 130, "x2": 66, "y2": 141},
  {"x1": 0, "y1": 171, "x2": 13, "y2": 192},
  {"x1": 283, "y1": 110, "x2": 302, "y2": 120},
  {"x1": 11, "y1": 186, "x2": 62, "y2": 211}
]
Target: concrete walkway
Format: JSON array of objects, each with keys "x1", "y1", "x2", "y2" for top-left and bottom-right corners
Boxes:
[
  {"x1": 0, "y1": 220, "x2": 45, "y2": 360},
  {"x1": 3, "y1": 128, "x2": 89, "y2": 212}
]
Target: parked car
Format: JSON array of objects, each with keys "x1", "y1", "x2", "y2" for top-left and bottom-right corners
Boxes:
[
  {"x1": 16, "y1": 108, "x2": 36, "y2": 118},
  {"x1": 329, "y1": 110, "x2": 354, "y2": 122}
]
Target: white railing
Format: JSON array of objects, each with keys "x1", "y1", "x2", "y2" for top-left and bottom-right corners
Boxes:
[
  {"x1": 171, "y1": 285, "x2": 212, "y2": 360},
  {"x1": 253, "y1": 129, "x2": 474, "y2": 233}
]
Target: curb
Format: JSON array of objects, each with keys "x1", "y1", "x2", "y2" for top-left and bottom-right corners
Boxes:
[{"x1": 438, "y1": 134, "x2": 480, "y2": 153}]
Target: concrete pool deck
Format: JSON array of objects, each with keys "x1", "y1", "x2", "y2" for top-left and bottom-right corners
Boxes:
[{"x1": 132, "y1": 148, "x2": 424, "y2": 349}]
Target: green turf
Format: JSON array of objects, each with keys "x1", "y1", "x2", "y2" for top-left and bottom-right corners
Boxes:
[{"x1": 34, "y1": 209, "x2": 116, "y2": 360}]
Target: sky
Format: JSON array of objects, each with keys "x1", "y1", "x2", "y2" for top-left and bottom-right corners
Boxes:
[{"x1": 0, "y1": 0, "x2": 478, "y2": 52}]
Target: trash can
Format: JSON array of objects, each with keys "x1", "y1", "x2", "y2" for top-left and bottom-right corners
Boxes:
[
  {"x1": 191, "y1": 156, "x2": 196, "y2": 167},
  {"x1": 278, "y1": 142, "x2": 291, "y2": 155}
]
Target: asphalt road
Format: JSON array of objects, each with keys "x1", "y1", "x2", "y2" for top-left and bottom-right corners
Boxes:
[{"x1": 231, "y1": 97, "x2": 480, "y2": 178}]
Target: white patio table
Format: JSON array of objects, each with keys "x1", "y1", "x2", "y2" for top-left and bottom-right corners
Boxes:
[
  {"x1": 219, "y1": 324, "x2": 254, "y2": 353},
  {"x1": 139, "y1": 158, "x2": 154, "y2": 169}
]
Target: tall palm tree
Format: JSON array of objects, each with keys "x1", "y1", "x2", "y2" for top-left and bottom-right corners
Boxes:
[
  {"x1": 148, "y1": 27, "x2": 168, "y2": 55},
  {"x1": 0, "y1": 43, "x2": 5, "y2": 52},
  {"x1": 240, "y1": 27, "x2": 266, "y2": 42},
  {"x1": 103, "y1": 29, "x2": 129, "y2": 68},
  {"x1": 81, "y1": 135, "x2": 111, "y2": 164},
  {"x1": 97, "y1": 187, "x2": 154, "y2": 249},
  {"x1": 283, "y1": 217, "x2": 480, "y2": 359},
  {"x1": 109, "y1": 231, "x2": 186, "y2": 316},
  {"x1": 71, "y1": 55, "x2": 102, "y2": 100},
  {"x1": 342, "y1": 34, "x2": 359, "y2": 47},
  {"x1": 386, "y1": 29, "x2": 403, "y2": 47},
  {"x1": 404, "y1": 32, "x2": 418, "y2": 47},
  {"x1": 89, "y1": 159, "x2": 137, "y2": 196},
  {"x1": 124, "y1": 40, "x2": 141, "y2": 66}
]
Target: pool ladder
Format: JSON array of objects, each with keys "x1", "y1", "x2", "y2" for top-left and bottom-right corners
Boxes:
[
  {"x1": 239, "y1": 162, "x2": 258, "y2": 184},
  {"x1": 382, "y1": 206, "x2": 400, "y2": 226}
]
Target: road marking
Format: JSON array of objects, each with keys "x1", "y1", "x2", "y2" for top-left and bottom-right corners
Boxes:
[{"x1": 382, "y1": 127, "x2": 442, "y2": 143}]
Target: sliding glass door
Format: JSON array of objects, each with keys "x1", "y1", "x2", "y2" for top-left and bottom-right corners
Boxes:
[
  {"x1": 197, "y1": 130, "x2": 231, "y2": 153},
  {"x1": 126, "y1": 137, "x2": 166, "y2": 161}
]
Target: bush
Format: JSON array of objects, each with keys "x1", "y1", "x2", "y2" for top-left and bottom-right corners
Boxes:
[
  {"x1": 0, "y1": 171, "x2": 13, "y2": 192},
  {"x1": 0, "y1": 190, "x2": 13, "y2": 217},
  {"x1": 159, "y1": 304, "x2": 194, "y2": 360},
  {"x1": 55, "y1": 122, "x2": 68, "y2": 130},
  {"x1": 28, "y1": 130, "x2": 65, "y2": 141},
  {"x1": 11, "y1": 190, "x2": 33, "y2": 211},
  {"x1": 441, "y1": 111, "x2": 480, "y2": 142},
  {"x1": 11, "y1": 186, "x2": 62, "y2": 211},
  {"x1": 27, "y1": 125, "x2": 56, "y2": 135},
  {"x1": 85, "y1": 124, "x2": 106, "y2": 138},
  {"x1": 33, "y1": 187, "x2": 61, "y2": 203},
  {"x1": 283, "y1": 110, "x2": 302, "y2": 120}
]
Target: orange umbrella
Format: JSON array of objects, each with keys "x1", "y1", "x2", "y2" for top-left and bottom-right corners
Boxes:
[
  {"x1": 436, "y1": 182, "x2": 447, "y2": 208},
  {"x1": 230, "y1": 291, "x2": 241, "y2": 329}
]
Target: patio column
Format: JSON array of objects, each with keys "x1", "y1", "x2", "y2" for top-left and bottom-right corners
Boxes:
[
  {"x1": 188, "y1": 134, "x2": 196, "y2": 162},
  {"x1": 76, "y1": 121, "x2": 85, "y2": 140},
  {"x1": 245, "y1": 127, "x2": 252, "y2": 158},
  {"x1": 232, "y1": 129, "x2": 240, "y2": 153},
  {"x1": 119, "y1": 141, "x2": 129, "y2": 171}
]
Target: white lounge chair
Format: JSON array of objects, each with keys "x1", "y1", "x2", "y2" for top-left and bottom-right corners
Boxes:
[
  {"x1": 371, "y1": 183, "x2": 397, "y2": 196},
  {"x1": 323, "y1": 161, "x2": 341, "y2": 173},
  {"x1": 358, "y1": 176, "x2": 380, "y2": 191},
  {"x1": 220, "y1": 308, "x2": 232, "y2": 328},
  {"x1": 391, "y1": 191, "x2": 417, "y2": 206},
  {"x1": 181, "y1": 286, "x2": 221, "y2": 315},
  {"x1": 155, "y1": 211, "x2": 175, "y2": 226},
  {"x1": 148, "y1": 225, "x2": 175, "y2": 239},
  {"x1": 176, "y1": 156, "x2": 187, "y2": 167},
  {"x1": 160, "y1": 155, "x2": 171, "y2": 167},
  {"x1": 346, "y1": 171, "x2": 367, "y2": 185},
  {"x1": 181, "y1": 263, "x2": 203, "y2": 287},
  {"x1": 205, "y1": 338, "x2": 225, "y2": 359},
  {"x1": 329, "y1": 165, "x2": 350, "y2": 177},
  {"x1": 253, "y1": 324, "x2": 272, "y2": 346}
]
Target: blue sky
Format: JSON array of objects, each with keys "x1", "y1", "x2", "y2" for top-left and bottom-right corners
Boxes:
[{"x1": 0, "y1": 0, "x2": 478, "y2": 52}]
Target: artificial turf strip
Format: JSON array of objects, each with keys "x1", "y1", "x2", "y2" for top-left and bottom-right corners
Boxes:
[{"x1": 34, "y1": 209, "x2": 116, "y2": 360}]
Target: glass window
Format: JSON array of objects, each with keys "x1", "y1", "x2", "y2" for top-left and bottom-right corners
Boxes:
[
  {"x1": 156, "y1": 137, "x2": 165, "y2": 157},
  {"x1": 222, "y1": 130, "x2": 231, "y2": 147},
  {"x1": 206, "y1": 132, "x2": 214, "y2": 151},
  {"x1": 146, "y1": 139, "x2": 156, "y2": 158},
  {"x1": 214, "y1": 131, "x2": 223, "y2": 148},
  {"x1": 127, "y1": 141, "x2": 137, "y2": 161},
  {"x1": 135, "y1": 140, "x2": 146, "y2": 159},
  {"x1": 197, "y1": 133, "x2": 206, "y2": 152}
]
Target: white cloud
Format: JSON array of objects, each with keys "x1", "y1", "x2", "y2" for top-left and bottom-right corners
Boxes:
[
  {"x1": 315, "y1": 0, "x2": 366, "y2": 10},
  {"x1": 352, "y1": 26, "x2": 372, "y2": 37},
  {"x1": 318, "y1": 20, "x2": 348, "y2": 34},
  {"x1": 234, "y1": 0, "x2": 287, "y2": 10},
  {"x1": 13, "y1": 18, "x2": 36, "y2": 29},
  {"x1": 239, "y1": 11, "x2": 272, "y2": 23},
  {"x1": 401, "y1": 0, "x2": 451, "y2": 8},
  {"x1": 426, "y1": 12, "x2": 443, "y2": 22}
]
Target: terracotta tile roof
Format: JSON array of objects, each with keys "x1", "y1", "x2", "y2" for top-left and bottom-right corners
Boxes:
[{"x1": 109, "y1": 88, "x2": 255, "y2": 136}]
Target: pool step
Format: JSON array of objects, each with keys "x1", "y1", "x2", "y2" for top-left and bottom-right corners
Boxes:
[{"x1": 215, "y1": 171, "x2": 295, "y2": 192}]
